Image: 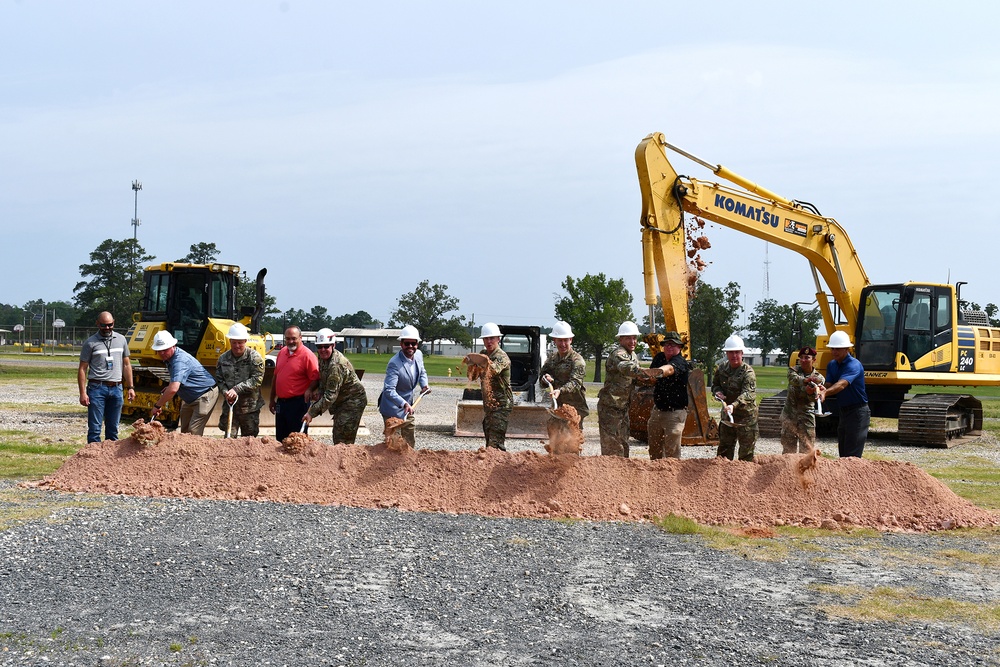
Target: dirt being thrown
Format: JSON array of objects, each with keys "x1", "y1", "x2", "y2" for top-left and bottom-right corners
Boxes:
[
  {"x1": 37, "y1": 431, "x2": 999, "y2": 532},
  {"x1": 544, "y1": 406, "x2": 583, "y2": 456},
  {"x1": 383, "y1": 417, "x2": 410, "y2": 452}
]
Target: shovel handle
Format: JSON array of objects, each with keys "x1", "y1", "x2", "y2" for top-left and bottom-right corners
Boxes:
[{"x1": 411, "y1": 388, "x2": 430, "y2": 410}]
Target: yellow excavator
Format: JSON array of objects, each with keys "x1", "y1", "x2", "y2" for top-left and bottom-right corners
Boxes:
[
  {"x1": 121, "y1": 263, "x2": 274, "y2": 425},
  {"x1": 635, "y1": 132, "x2": 995, "y2": 447}
]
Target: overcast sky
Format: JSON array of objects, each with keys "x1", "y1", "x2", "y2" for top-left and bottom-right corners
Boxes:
[{"x1": 3, "y1": 1, "x2": 998, "y2": 331}]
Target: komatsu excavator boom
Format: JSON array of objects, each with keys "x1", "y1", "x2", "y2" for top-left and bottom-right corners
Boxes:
[{"x1": 636, "y1": 132, "x2": 997, "y2": 446}]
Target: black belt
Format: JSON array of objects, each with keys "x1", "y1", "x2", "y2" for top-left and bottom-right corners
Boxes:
[{"x1": 88, "y1": 380, "x2": 121, "y2": 387}]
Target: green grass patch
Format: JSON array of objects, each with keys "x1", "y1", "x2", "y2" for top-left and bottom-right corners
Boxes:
[
  {"x1": 0, "y1": 430, "x2": 84, "y2": 480},
  {"x1": 922, "y1": 459, "x2": 1000, "y2": 510},
  {"x1": 0, "y1": 363, "x2": 76, "y2": 381},
  {"x1": 814, "y1": 584, "x2": 1000, "y2": 631}
]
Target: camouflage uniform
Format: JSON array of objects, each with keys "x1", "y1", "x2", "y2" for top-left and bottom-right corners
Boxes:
[
  {"x1": 480, "y1": 346, "x2": 513, "y2": 450},
  {"x1": 597, "y1": 345, "x2": 645, "y2": 457},
  {"x1": 539, "y1": 348, "x2": 588, "y2": 427},
  {"x1": 711, "y1": 361, "x2": 758, "y2": 461},
  {"x1": 214, "y1": 347, "x2": 265, "y2": 437},
  {"x1": 780, "y1": 364, "x2": 825, "y2": 454},
  {"x1": 308, "y1": 349, "x2": 368, "y2": 444}
]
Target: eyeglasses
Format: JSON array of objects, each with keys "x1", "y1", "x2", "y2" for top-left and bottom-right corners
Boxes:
[
  {"x1": 99, "y1": 323, "x2": 115, "y2": 328},
  {"x1": 316, "y1": 344, "x2": 333, "y2": 350},
  {"x1": 401, "y1": 341, "x2": 419, "y2": 347}
]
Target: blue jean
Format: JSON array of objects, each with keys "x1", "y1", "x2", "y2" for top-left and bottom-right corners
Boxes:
[
  {"x1": 87, "y1": 383, "x2": 123, "y2": 443},
  {"x1": 838, "y1": 402, "x2": 870, "y2": 458}
]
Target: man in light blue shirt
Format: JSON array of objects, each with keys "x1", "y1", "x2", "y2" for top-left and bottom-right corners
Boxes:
[
  {"x1": 149, "y1": 331, "x2": 219, "y2": 435},
  {"x1": 379, "y1": 325, "x2": 430, "y2": 447}
]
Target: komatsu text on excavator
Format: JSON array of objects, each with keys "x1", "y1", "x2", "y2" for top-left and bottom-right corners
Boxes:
[{"x1": 636, "y1": 132, "x2": 997, "y2": 447}]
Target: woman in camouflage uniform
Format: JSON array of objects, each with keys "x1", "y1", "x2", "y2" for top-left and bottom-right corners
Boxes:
[
  {"x1": 539, "y1": 321, "x2": 588, "y2": 429},
  {"x1": 711, "y1": 334, "x2": 758, "y2": 462},
  {"x1": 303, "y1": 328, "x2": 368, "y2": 444},
  {"x1": 780, "y1": 346, "x2": 824, "y2": 454}
]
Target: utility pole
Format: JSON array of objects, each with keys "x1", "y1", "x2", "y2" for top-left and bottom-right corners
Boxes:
[
  {"x1": 130, "y1": 180, "x2": 142, "y2": 298},
  {"x1": 131, "y1": 180, "x2": 142, "y2": 240}
]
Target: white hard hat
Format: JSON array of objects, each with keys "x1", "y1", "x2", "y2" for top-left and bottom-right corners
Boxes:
[
  {"x1": 550, "y1": 321, "x2": 574, "y2": 339},
  {"x1": 481, "y1": 322, "x2": 501, "y2": 338},
  {"x1": 151, "y1": 330, "x2": 178, "y2": 351},
  {"x1": 398, "y1": 325, "x2": 420, "y2": 341},
  {"x1": 722, "y1": 334, "x2": 745, "y2": 352},
  {"x1": 827, "y1": 330, "x2": 853, "y2": 348},
  {"x1": 227, "y1": 323, "x2": 249, "y2": 340},
  {"x1": 316, "y1": 328, "x2": 337, "y2": 345},
  {"x1": 616, "y1": 321, "x2": 640, "y2": 337}
]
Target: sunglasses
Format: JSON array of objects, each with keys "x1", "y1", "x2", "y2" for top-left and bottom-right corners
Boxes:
[
  {"x1": 316, "y1": 344, "x2": 333, "y2": 350},
  {"x1": 401, "y1": 341, "x2": 419, "y2": 347},
  {"x1": 99, "y1": 323, "x2": 115, "y2": 328}
]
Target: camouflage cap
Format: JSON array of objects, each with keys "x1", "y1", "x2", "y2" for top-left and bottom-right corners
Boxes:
[{"x1": 663, "y1": 331, "x2": 684, "y2": 346}]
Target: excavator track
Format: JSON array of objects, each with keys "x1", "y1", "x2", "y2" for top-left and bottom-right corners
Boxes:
[
  {"x1": 897, "y1": 394, "x2": 982, "y2": 448},
  {"x1": 757, "y1": 393, "x2": 786, "y2": 438}
]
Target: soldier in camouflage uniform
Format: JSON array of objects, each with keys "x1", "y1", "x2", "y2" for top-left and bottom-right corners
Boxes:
[
  {"x1": 464, "y1": 322, "x2": 513, "y2": 451},
  {"x1": 214, "y1": 323, "x2": 265, "y2": 437},
  {"x1": 711, "y1": 334, "x2": 758, "y2": 462},
  {"x1": 303, "y1": 329, "x2": 368, "y2": 444},
  {"x1": 780, "y1": 346, "x2": 825, "y2": 454},
  {"x1": 539, "y1": 321, "x2": 588, "y2": 429},
  {"x1": 597, "y1": 321, "x2": 659, "y2": 457}
]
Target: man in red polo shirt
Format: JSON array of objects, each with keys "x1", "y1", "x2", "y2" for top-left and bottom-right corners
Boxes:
[{"x1": 269, "y1": 326, "x2": 320, "y2": 441}]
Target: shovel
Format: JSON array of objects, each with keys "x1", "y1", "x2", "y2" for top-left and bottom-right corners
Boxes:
[
  {"x1": 714, "y1": 392, "x2": 735, "y2": 428},
  {"x1": 224, "y1": 395, "x2": 238, "y2": 438},
  {"x1": 815, "y1": 397, "x2": 832, "y2": 418},
  {"x1": 386, "y1": 388, "x2": 430, "y2": 435},
  {"x1": 300, "y1": 401, "x2": 312, "y2": 433},
  {"x1": 543, "y1": 378, "x2": 570, "y2": 421}
]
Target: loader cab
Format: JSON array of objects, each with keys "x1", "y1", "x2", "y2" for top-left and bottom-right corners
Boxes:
[
  {"x1": 139, "y1": 263, "x2": 240, "y2": 355},
  {"x1": 855, "y1": 283, "x2": 954, "y2": 372}
]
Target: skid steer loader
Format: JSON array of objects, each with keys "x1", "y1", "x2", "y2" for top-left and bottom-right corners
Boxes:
[{"x1": 454, "y1": 325, "x2": 551, "y2": 439}]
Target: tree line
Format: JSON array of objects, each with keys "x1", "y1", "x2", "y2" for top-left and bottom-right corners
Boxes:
[{"x1": 6, "y1": 237, "x2": 920, "y2": 380}]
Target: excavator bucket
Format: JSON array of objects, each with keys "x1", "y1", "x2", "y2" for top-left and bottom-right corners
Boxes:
[
  {"x1": 629, "y1": 368, "x2": 719, "y2": 446},
  {"x1": 454, "y1": 401, "x2": 550, "y2": 439}
]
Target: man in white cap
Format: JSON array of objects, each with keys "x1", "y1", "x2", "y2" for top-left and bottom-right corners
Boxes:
[
  {"x1": 149, "y1": 331, "x2": 220, "y2": 435},
  {"x1": 214, "y1": 322, "x2": 265, "y2": 438},
  {"x1": 711, "y1": 333, "x2": 758, "y2": 461},
  {"x1": 303, "y1": 328, "x2": 367, "y2": 444},
  {"x1": 823, "y1": 330, "x2": 869, "y2": 458},
  {"x1": 379, "y1": 324, "x2": 431, "y2": 447},
  {"x1": 597, "y1": 321, "x2": 661, "y2": 457},
  {"x1": 539, "y1": 321, "x2": 588, "y2": 428}
]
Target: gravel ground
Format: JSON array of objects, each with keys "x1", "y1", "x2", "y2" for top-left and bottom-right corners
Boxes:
[{"x1": 1, "y1": 373, "x2": 999, "y2": 665}]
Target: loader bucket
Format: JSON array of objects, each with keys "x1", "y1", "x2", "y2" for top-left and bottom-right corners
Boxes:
[{"x1": 454, "y1": 401, "x2": 551, "y2": 439}]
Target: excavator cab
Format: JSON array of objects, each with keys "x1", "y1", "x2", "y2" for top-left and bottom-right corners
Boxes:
[{"x1": 856, "y1": 283, "x2": 952, "y2": 373}]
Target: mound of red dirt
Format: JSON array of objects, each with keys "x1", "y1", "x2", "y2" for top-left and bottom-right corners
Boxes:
[{"x1": 38, "y1": 430, "x2": 998, "y2": 531}]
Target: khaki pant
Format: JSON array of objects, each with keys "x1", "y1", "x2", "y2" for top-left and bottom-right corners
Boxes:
[
  {"x1": 179, "y1": 386, "x2": 220, "y2": 436},
  {"x1": 647, "y1": 407, "x2": 687, "y2": 459}
]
